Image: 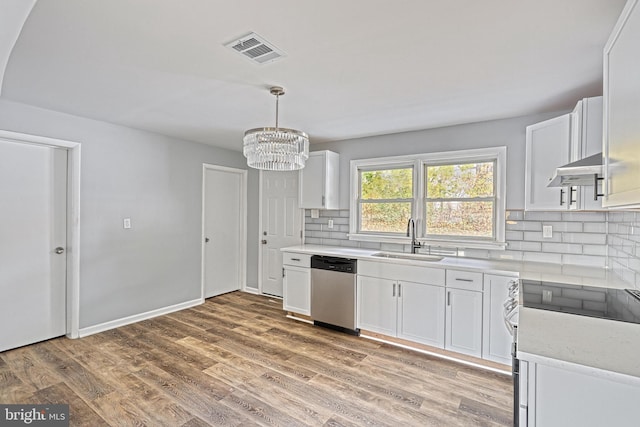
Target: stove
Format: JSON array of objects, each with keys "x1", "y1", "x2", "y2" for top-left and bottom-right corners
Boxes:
[{"x1": 520, "y1": 279, "x2": 640, "y2": 324}]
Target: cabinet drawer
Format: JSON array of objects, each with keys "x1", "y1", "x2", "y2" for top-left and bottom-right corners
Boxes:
[
  {"x1": 446, "y1": 269, "x2": 483, "y2": 291},
  {"x1": 283, "y1": 252, "x2": 311, "y2": 267},
  {"x1": 359, "y1": 260, "x2": 445, "y2": 286}
]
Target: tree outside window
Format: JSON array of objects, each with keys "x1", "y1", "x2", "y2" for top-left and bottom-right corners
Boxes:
[
  {"x1": 359, "y1": 167, "x2": 413, "y2": 234},
  {"x1": 425, "y1": 161, "x2": 495, "y2": 238}
]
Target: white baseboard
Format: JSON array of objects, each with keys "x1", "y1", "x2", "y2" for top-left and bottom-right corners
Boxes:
[{"x1": 77, "y1": 298, "x2": 204, "y2": 338}]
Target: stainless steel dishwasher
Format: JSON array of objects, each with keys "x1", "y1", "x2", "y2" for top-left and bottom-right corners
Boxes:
[{"x1": 310, "y1": 255, "x2": 359, "y2": 335}]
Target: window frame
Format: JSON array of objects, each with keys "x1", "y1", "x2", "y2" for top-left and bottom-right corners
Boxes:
[
  {"x1": 424, "y1": 159, "x2": 497, "y2": 241},
  {"x1": 349, "y1": 147, "x2": 506, "y2": 250},
  {"x1": 357, "y1": 163, "x2": 416, "y2": 236}
]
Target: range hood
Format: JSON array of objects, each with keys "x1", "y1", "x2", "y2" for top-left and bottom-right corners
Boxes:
[{"x1": 547, "y1": 153, "x2": 603, "y2": 187}]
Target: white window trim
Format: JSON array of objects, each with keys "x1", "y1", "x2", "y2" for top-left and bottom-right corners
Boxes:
[{"x1": 349, "y1": 147, "x2": 507, "y2": 250}]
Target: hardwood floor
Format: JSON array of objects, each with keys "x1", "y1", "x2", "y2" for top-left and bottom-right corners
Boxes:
[{"x1": 0, "y1": 292, "x2": 513, "y2": 426}]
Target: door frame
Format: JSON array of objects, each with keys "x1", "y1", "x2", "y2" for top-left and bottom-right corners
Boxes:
[
  {"x1": 0, "y1": 130, "x2": 81, "y2": 339},
  {"x1": 257, "y1": 170, "x2": 305, "y2": 295},
  {"x1": 201, "y1": 164, "x2": 248, "y2": 298}
]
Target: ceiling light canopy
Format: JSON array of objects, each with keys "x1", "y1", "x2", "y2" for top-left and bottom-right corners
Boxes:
[{"x1": 243, "y1": 86, "x2": 309, "y2": 171}]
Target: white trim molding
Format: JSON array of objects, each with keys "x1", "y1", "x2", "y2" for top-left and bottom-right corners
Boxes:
[{"x1": 78, "y1": 298, "x2": 203, "y2": 338}]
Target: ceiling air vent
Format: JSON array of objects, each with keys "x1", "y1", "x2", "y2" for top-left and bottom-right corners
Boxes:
[{"x1": 224, "y1": 32, "x2": 286, "y2": 65}]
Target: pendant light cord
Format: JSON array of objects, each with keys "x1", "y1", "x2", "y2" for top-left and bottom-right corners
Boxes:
[{"x1": 275, "y1": 93, "x2": 280, "y2": 129}]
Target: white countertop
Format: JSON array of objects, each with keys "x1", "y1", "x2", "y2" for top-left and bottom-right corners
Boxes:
[
  {"x1": 518, "y1": 307, "x2": 640, "y2": 384},
  {"x1": 281, "y1": 244, "x2": 626, "y2": 288},
  {"x1": 282, "y1": 244, "x2": 637, "y2": 381}
]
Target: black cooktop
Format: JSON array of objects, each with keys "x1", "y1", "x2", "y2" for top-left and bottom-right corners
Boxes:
[{"x1": 521, "y1": 280, "x2": 640, "y2": 324}]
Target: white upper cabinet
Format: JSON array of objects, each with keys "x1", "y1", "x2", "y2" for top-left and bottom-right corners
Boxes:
[
  {"x1": 525, "y1": 114, "x2": 572, "y2": 210},
  {"x1": 525, "y1": 96, "x2": 605, "y2": 211},
  {"x1": 569, "y1": 96, "x2": 604, "y2": 211},
  {"x1": 603, "y1": 0, "x2": 640, "y2": 208},
  {"x1": 299, "y1": 150, "x2": 340, "y2": 209}
]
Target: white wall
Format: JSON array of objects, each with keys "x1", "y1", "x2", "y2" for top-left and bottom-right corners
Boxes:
[
  {"x1": 0, "y1": 99, "x2": 259, "y2": 329},
  {"x1": 311, "y1": 111, "x2": 565, "y2": 210}
]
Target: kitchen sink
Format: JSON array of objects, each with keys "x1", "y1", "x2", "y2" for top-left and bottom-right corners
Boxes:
[{"x1": 371, "y1": 252, "x2": 444, "y2": 262}]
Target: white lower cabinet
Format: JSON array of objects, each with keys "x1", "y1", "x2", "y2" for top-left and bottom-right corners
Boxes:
[
  {"x1": 445, "y1": 287, "x2": 483, "y2": 357},
  {"x1": 445, "y1": 270, "x2": 484, "y2": 358},
  {"x1": 282, "y1": 252, "x2": 311, "y2": 316},
  {"x1": 520, "y1": 360, "x2": 640, "y2": 427},
  {"x1": 398, "y1": 281, "x2": 445, "y2": 347},
  {"x1": 357, "y1": 276, "x2": 398, "y2": 336},
  {"x1": 482, "y1": 274, "x2": 517, "y2": 364},
  {"x1": 357, "y1": 260, "x2": 446, "y2": 347},
  {"x1": 358, "y1": 276, "x2": 446, "y2": 347}
]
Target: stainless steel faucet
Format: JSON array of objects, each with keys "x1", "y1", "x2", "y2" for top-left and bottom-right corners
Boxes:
[{"x1": 406, "y1": 218, "x2": 421, "y2": 254}]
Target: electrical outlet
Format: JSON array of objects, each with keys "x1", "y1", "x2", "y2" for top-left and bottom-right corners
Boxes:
[
  {"x1": 311, "y1": 209, "x2": 319, "y2": 219},
  {"x1": 542, "y1": 289, "x2": 553, "y2": 303},
  {"x1": 543, "y1": 225, "x2": 553, "y2": 238},
  {"x1": 123, "y1": 218, "x2": 131, "y2": 229},
  {"x1": 328, "y1": 219, "x2": 334, "y2": 229}
]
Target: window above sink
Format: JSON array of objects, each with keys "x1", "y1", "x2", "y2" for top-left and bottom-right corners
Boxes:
[{"x1": 349, "y1": 147, "x2": 507, "y2": 251}]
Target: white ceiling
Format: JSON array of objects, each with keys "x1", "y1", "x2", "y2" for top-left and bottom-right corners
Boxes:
[{"x1": 0, "y1": 0, "x2": 627, "y2": 151}]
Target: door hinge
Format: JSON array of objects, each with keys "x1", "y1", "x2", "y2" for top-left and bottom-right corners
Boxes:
[{"x1": 282, "y1": 267, "x2": 285, "y2": 278}]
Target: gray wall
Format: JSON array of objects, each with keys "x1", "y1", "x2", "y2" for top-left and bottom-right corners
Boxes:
[
  {"x1": 312, "y1": 111, "x2": 565, "y2": 210},
  {"x1": 0, "y1": 99, "x2": 259, "y2": 329}
]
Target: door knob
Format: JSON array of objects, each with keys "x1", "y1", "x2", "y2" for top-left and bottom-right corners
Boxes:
[
  {"x1": 55, "y1": 247, "x2": 65, "y2": 254},
  {"x1": 262, "y1": 240, "x2": 267, "y2": 244},
  {"x1": 205, "y1": 237, "x2": 210, "y2": 243}
]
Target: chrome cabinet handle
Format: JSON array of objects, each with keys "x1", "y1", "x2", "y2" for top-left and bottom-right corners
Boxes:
[
  {"x1": 291, "y1": 258, "x2": 301, "y2": 261},
  {"x1": 455, "y1": 278, "x2": 474, "y2": 282},
  {"x1": 398, "y1": 283, "x2": 402, "y2": 297},
  {"x1": 55, "y1": 247, "x2": 65, "y2": 254},
  {"x1": 447, "y1": 291, "x2": 451, "y2": 306},
  {"x1": 393, "y1": 283, "x2": 396, "y2": 297}
]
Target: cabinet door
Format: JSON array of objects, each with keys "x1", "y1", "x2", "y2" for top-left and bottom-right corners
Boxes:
[
  {"x1": 299, "y1": 151, "x2": 340, "y2": 209},
  {"x1": 572, "y1": 97, "x2": 604, "y2": 211},
  {"x1": 357, "y1": 276, "x2": 397, "y2": 336},
  {"x1": 397, "y1": 281, "x2": 445, "y2": 348},
  {"x1": 283, "y1": 266, "x2": 311, "y2": 315},
  {"x1": 445, "y1": 288, "x2": 483, "y2": 357},
  {"x1": 525, "y1": 114, "x2": 571, "y2": 210},
  {"x1": 482, "y1": 275, "x2": 514, "y2": 365},
  {"x1": 603, "y1": 0, "x2": 640, "y2": 208},
  {"x1": 532, "y1": 363, "x2": 640, "y2": 427},
  {"x1": 299, "y1": 153, "x2": 325, "y2": 209}
]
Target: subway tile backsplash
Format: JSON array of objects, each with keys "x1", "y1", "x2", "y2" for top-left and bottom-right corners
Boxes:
[{"x1": 304, "y1": 209, "x2": 640, "y2": 288}]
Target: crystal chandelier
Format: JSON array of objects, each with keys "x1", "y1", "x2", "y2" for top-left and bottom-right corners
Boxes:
[{"x1": 243, "y1": 86, "x2": 309, "y2": 171}]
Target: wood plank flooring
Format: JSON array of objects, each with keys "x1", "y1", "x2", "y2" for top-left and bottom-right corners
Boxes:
[{"x1": 0, "y1": 291, "x2": 513, "y2": 426}]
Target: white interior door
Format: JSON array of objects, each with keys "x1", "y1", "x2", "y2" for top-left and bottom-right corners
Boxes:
[
  {"x1": 203, "y1": 165, "x2": 246, "y2": 298},
  {"x1": 260, "y1": 171, "x2": 303, "y2": 297},
  {"x1": 0, "y1": 139, "x2": 67, "y2": 352}
]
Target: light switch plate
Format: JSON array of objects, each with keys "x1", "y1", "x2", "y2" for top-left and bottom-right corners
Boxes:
[
  {"x1": 542, "y1": 225, "x2": 552, "y2": 238},
  {"x1": 123, "y1": 218, "x2": 131, "y2": 229},
  {"x1": 328, "y1": 219, "x2": 334, "y2": 229},
  {"x1": 311, "y1": 209, "x2": 319, "y2": 219}
]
